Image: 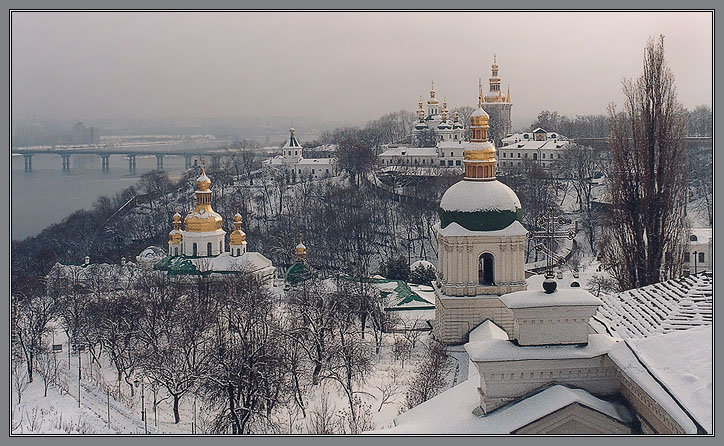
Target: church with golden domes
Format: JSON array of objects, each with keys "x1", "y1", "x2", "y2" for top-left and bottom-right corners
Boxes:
[{"x1": 157, "y1": 168, "x2": 275, "y2": 284}]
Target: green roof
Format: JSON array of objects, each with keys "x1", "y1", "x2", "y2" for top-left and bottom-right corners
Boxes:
[{"x1": 286, "y1": 261, "x2": 313, "y2": 285}]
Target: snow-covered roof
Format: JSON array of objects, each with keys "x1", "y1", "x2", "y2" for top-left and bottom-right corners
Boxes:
[
  {"x1": 437, "y1": 141, "x2": 477, "y2": 150},
  {"x1": 439, "y1": 179, "x2": 521, "y2": 213},
  {"x1": 626, "y1": 326, "x2": 712, "y2": 433},
  {"x1": 607, "y1": 340, "x2": 699, "y2": 434},
  {"x1": 470, "y1": 107, "x2": 489, "y2": 118},
  {"x1": 373, "y1": 383, "x2": 631, "y2": 434},
  {"x1": 500, "y1": 288, "x2": 601, "y2": 309},
  {"x1": 465, "y1": 333, "x2": 619, "y2": 363},
  {"x1": 410, "y1": 259, "x2": 435, "y2": 271},
  {"x1": 379, "y1": 147, "x2": 439, "y2": 157},
  {"x1": 188, "y1": 251, "x2": 272, "y2": 273},
  {"x1": 593, "y1": 272, "x2": 712, "y2": 339},
  {"x1": 499, "y1": 139, "x2": 570, "y2": 151},
  {"x1": 468, "y1": 319, "x2": 509, "y2": 343},
  {"x1": 296, "y1": 158, "x2": 335, "y2": 165},
  {"x1": 434, "y1": 220, "x2": 528, "y2": 238},
  {"x1": 283, "y1": 135, "x2": 302, "y2": 149}
]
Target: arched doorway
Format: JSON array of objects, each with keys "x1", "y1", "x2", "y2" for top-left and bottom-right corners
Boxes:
[
  {"x1": 192, "y1": 243, "x2": 197, "y2": 256},
  {"x1": 207, "y1": 242, "x2": 213, "y2": 256},
  {"x1": 478, "y1": 253, "x2": 494, "y2": 285}
]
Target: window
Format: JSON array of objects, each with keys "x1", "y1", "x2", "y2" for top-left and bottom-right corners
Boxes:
[
  {"x1": 440, "y1": 160, "x2": 445, "y2": 166},
  {"x1": 542, "y1": 153, "x2": 546, "y2": 159},
  {"x1": 517, "y1": 153, "x2": 521, "y2": 158},
  {"x1": 448, "y1": 160, "x2": 454, "y2": 166},
  {"x1": 207, "y1": 242, "x2": 212, "y2": 256},
  {"x1": 525, "y1": 153, "x2": 528, "y2": 159},
  {"x1": 478, "y1": 253, "x2": 494, "y2": 285},
  {"x1": 503, "y1": 152, "x2": 506, "y2": 158},
  {"x1": 690, "y1": 235, "x2": 698, "y2": 241},
  {"x1": 220, "y1": 241, "x2": 223, "y2": 253},
  {"x1": 699, "y1": 252, "x2": 705, "y2": 263},
  {"x1": 456, "y1": 160, "x2": 461, "y2": 166},
  {"x1": 450, "y1": 152, "x2": 453, "y2": 157},
  {"x1": 533, "y1": 153, "x2": 537, "y2": 160},
  {"x1": 237, "y1": 248, "x2": 241, "y2": 256},
  {"x1": 558, "y1": 154, "x2": 561, "y2": 159},
  {"x1": 312, "y1": 169, "x2": 315, "y2": 174},
  {"x1": 326, "y1": 169, "x2": 329, "y2": 174},
  {"x1": 192, "y1": 243, "x2": 197, "y2": 256},
  {"x1": 684, "y1": 252, "x2": 690, "y2": 262}
]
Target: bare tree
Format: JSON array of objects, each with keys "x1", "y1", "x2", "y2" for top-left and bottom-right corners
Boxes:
[
  {"x1": 601, "y1": 35, "x2": 689, "y2": 289},
  {"x1": 405, "y1": 340, "x2": 451, "y2": 409}
]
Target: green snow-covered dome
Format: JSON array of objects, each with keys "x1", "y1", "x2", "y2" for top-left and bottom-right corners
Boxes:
[{"x1": 438, "y1": 179, "x2": 522, "y2": 231}]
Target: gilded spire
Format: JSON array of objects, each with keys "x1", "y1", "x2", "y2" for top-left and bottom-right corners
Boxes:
[
  {"x1": 506, "y1": 85, "x2": 511, "y2": 103},
  {"x1": 295, "y1": 232, "x2": 307, "y2": 260},
  {"x1": 478, "y1": 78, "x2": 483, "y2": 108}
]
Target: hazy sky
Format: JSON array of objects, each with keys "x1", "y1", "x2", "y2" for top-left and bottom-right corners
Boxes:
[{"x1": 11, "y1": 11, "x2": 712, "y2": 126}]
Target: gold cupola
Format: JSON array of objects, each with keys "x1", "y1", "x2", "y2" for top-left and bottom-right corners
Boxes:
[
  {"x1": 184, "y1": 167, "x2": 223, "y2": 232},
  {"x1": 168, "y1": 212, "x2": 183, "y2": 243},
  {"x1": 295, "y1": 233, "x2": 307, "y2": 260},
  {"x1": 418, "y1": 95, "x2": 425, "y2": 121},
  {"x1": 229, "y1": 213, "x2": 247, "y2": 246},
  {"x1": 463, "y1": 81, "x2": 497, "y2": 181},
  {"x1": 442, "y1": 95, "x2": 449, "y2": 122}
]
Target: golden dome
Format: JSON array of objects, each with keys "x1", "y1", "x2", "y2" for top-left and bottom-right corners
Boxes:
[
  {"x1": 230, "y1": 213, "x2": 247, "y2": 245},
  {"x1": 168, "y1": 229, "x2": 183, "y2": 243},
  {"x1": 184, "y1": 208, "x2": 223, "y2": 232},
  {"x1": 295, "y1": 242, "x2": 307, "y2": 257},
  {"x1": 184, "y1": 169, "x2": 223, "y2": 232},
  {"x1": 169, "y1": 212, "x2": 183, "y2": 243},
  {"x1": 464, "y1": 144, "x2": 496, "y2": 162},
  {"x1": 469, "y1": 107, "x2": 490, "y2": 128},
  {"x1": 196, "y1": 167, "x2": 211, "y2": 192},
  {"x1": 230, "y1": 229, "x2": 247, "y2": 245}
]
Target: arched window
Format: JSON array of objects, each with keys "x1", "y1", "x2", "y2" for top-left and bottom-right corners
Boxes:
[
  {"x1": 207, "y1": 242, "x2": 212, "y2": 256},
  {"x1": 237, "y1": 248, "x2": 241, "y2": 256},
  {"x1": 691, "y1": 235, "x2": 698, "y2": 241},
  {"x1": 192, "y1": 243, "x2": 197, "y2": 256},
  {"x1": 174, "y1": 247, "x2": 178, "y2": 256},
  {"x1": 478, "y1": 253, "x2": 494, "y2": 285}
]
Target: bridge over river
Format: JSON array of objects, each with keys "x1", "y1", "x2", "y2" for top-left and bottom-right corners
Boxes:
[{"x1": 12, "y1": 142, "x2": 280, "y2": 172}]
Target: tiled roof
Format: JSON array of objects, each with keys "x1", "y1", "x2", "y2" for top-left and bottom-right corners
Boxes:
[{"x1": 594, "y1": 272, "x2": 712, "y2": 339}]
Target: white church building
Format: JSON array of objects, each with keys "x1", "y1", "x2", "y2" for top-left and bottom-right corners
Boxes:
[{"x1": 264, "y1": 128, "x2": 337, "y2": 181}]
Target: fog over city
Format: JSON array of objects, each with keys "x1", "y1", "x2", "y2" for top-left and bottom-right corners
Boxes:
[{"x1": 12, "y1": 11, "x2": 712, "y2": 127}]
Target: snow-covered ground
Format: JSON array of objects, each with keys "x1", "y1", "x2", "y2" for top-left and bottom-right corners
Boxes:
[{"x1": 11, "y1": 321, "x2": 457, "y2": 435}]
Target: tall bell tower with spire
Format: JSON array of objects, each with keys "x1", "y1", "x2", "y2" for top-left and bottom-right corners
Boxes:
[{"x1": 482, "y1": 55, "x2": 513, "y2": 145}]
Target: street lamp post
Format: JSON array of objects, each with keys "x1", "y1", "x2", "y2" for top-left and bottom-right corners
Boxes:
[
  {"x1": 694, "y1": 251, "x2": 698, "y2": 274},
  {"x1": 134, "y1": 378, "x2": 148, "y2": 434},
  {"x1": 78, "y1": 350, "x2": 81, "y2": 408}
]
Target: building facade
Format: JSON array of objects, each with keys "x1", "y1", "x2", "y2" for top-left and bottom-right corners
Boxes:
[{"x1": 265, "y1": 128, "x2": 337, "y2": 180}]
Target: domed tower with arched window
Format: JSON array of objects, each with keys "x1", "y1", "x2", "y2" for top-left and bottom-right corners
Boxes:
[{"x1": 433, "y1": 84, "x2": 527, "y2": 344}]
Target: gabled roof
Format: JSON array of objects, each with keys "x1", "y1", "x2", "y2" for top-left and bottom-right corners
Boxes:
[
  {"x1": 371, "y1": 383, "x2": 631, "y2": 434},
  {"x1": 593, "y1": 272, "x2": 712, "y2": 339}
]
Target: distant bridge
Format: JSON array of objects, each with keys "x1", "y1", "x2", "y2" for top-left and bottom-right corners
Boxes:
[
  {"x1": 572, "y1": 136, "x2": 712, "y2": 147},
  {"x1": 12, "y1": 144, "x2": 280, "y2": 172}
]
